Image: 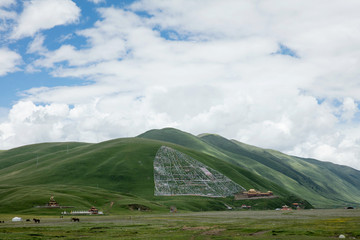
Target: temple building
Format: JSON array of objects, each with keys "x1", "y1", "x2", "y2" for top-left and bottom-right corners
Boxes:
[
  {"x1": 48, "y1": 195, "x2": 59, "y2": 207},
  {"x1": 89, "y1": 206, "x2": 98, "y2": 214}
]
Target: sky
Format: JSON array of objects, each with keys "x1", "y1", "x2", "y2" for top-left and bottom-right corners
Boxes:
[{"x1": 0, "y1": 0, "x2": 360, "y2": 169}]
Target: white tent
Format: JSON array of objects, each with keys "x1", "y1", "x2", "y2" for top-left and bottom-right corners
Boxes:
[{"x1": 12, "y1": 217, "x2": 22, "y2": 222}]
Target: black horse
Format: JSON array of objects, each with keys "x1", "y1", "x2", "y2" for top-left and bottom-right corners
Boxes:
[
  {"x1": 33, "y1": 218, "x2": 40, "y2": 223},
  {"x1": 71, "y1": 217, "x2": 80, "y2": 222}
]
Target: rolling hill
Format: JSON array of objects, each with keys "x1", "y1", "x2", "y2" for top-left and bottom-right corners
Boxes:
[
  {"x1": 139, "y1": 128, "x2": 360, "y2": 208},
  {"x1": 0, "y1": 127, "x2": 358, "y2": 214}
]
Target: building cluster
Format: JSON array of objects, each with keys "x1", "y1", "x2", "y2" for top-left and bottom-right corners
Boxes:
[
  {"x1": 46, "y1": 195, "x2": 102, "y2": 215},
  {"x1": 242, "y1": 189, "x2": 273, "y2": 198}
]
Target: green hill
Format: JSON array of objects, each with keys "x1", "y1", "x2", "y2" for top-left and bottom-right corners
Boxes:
[
  {"x1": 1, "y1": 127, "x2": 357, "y2": 214},
  {"x1": 139, "y1": 128, "x2": 360, "y2": 208},
  {"x1": 0, "y1": 136, "x2": 306, "y2": 214}
]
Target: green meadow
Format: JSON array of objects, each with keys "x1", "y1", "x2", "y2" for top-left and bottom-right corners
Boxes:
[{"x1": 0, "y1": 209, "x2": 359, "y2": 239}]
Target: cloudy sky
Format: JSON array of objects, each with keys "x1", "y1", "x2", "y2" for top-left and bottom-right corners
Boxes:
[{"x1": 1, "y1": 0, "x2": 360, "y2": 169}]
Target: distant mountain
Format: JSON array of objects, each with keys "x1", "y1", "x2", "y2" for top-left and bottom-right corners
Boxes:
[
  {"x1": 139, "y1": 128, "x2": 360, "y2": 208},
  {"x1": 0, "y1": 127, "x2": 357, "y2": 214}
]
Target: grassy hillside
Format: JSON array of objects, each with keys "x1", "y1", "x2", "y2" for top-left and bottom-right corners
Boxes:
[
  {"x1": 0, "y1": 185, "x2": 166, "y2": 215},
  {"x1": 0, "y1": 136, "x2": 305, "y2": 214},
  {"x1": 139, "y1": 128, "x2": 360, "y2": 208},
  {"x1": 229, "y1": 139, "x2": 360, "y2": 208}
]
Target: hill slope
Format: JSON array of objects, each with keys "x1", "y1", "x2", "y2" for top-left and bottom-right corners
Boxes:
[
  {"x1": 0, "y1": 136, "x2": 303, "y2": 214},
  {"x1": 1, "y1": 127, "x2": 358, "y2": 213},
  {"x1": 139, "y1": 128, "x2": 360, "y2": 208}
]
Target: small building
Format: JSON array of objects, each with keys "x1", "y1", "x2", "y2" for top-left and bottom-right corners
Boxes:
[
  {"x1": 48, "y1": 195, "x2": 59, "y2": 207},
  {"x1": 242, "y1": 189, "x2": 273, "y2": 198},
  {"x1": 262, "y1": 191, "x2": 273, "y2": 196},
  {"x1": 281, "y1": 205, "x2": 291, "y2": 210},
  {"x1": 89, "y1": 206, "x2": 98, "y2": 214},
  {"x1": 292, "y1": 203, "x2": 301, "y2": 209},
  {"x1": 234, "y1": 189, "x2": 275, "y2": 200},
  {"x1": 241, "y1": 204, "x2": 251, "y2": 209}
]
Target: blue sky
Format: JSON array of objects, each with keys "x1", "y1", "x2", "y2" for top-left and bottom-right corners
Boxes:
[
  {"x1": 0, "y1": 0, "x2": 360, "y2": 169},
  {"x1": 0, "y1": 0, "x2": 134, "y2": 108}
]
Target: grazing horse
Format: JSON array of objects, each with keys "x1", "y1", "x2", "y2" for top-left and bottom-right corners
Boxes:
[
  {"x1": 71, "y1": 217, "x2": 80, "y2": 222},
  {"x1": 33, "y1": 218, "x2": 40, "y2": 223},
  {"x1": 0, "y1": 221, "x2": 4, "y2": 223},
  {"x1": 26, "y1": 219, "x2": 31, "y2": 222}
]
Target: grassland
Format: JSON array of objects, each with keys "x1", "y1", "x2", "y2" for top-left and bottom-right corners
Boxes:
[{"x1": 0, "y1": 209, "x2": 359, "y2": 239}]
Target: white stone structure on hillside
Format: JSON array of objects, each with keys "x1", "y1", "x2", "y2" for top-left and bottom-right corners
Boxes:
[{"x1": 154, "y1": 146, "x2": 245, "y2": 197}]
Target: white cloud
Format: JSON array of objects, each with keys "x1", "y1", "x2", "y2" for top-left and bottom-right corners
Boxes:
[
  {"x1": 10, "y1": 0, "x2": 80, "y2": 39},
  {"x1": 288, "y1": 128, "x2": 360, "y2": 169},
  {"x1": 2, "y1": 1, "x2": 360, "y2": 170},
  {"x1": 0, "y1": 48, "x2": 22, "y2": 76},
  {"x1": 0, "y1": 99, "x2": 174, "y2": 148},
  {"x1": 0, "y1": 0, "x2": 16, "y2": 31},
  {"x1": 0, "y1": 107, "x2": 9, "y2": 122},
  {"x1": 32, "y1": 8, "x2": 141, "y2": 69},
  {"x1": 340, "y1": 98, "x2": 358, "y2": 122},
  {"x1": 0, "y1": 0, "x2": 15, "y2": 7},
  {"x1": 27, "y1": 34, "x2": 47, "y2": 54},
  {"x1": 88, "y1": 0, "x2": 105, "y2": 4},
  {"x1": 0, "y1": 101, "x2": 70, "y2": 148},
  {"x1": 0, "y1": 8, "x2": 16, "y2": 21},
  {"x1": 130, "y1": 0, "x2": 267, "y2": 40}
]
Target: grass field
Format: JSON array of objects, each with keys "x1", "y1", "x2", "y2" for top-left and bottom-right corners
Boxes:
[{"x1": 0, "y1": 209, "x2": 359, "y2": 239}]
